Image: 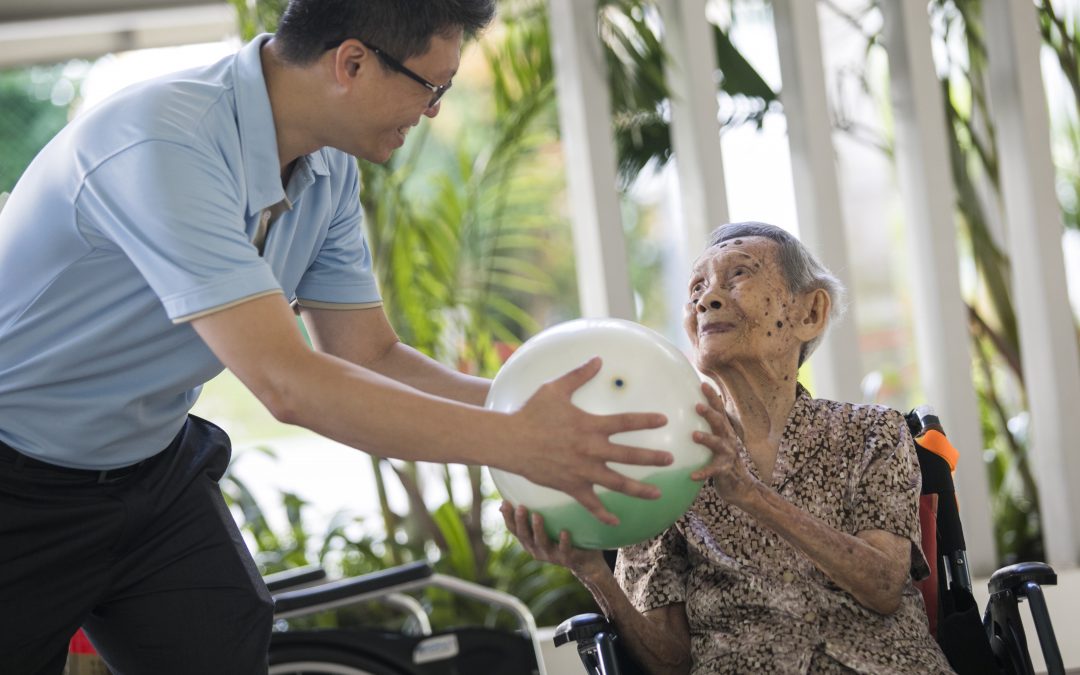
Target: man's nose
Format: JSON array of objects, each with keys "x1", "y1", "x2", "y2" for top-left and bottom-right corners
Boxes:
[{"x1": 424, "y1": 101, "x2": 442, "y2": 118}]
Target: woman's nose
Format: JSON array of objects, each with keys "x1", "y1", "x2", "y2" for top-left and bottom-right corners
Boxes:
[{"x1": 696, "y1": 297, "x2": 722, "y2": 311}]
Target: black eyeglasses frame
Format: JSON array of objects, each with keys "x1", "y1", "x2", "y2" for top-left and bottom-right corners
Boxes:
[{"x1": 324, "y1": 39, "x2": 451, "y2": 109}]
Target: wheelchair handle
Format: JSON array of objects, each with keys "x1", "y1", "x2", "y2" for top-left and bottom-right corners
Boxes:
[
  {"x1": 988, "y1": 561, "x2": 1057, "y2": 596},
  {"x1": 263, "y1": 564, "x2": 327, "y2": 593},
  {"x1": 273, "y1": 561, "x2": 433, "y2": 618},
  {"x1": 553, "y1": 612, "x2": 611, "y2": 647}
]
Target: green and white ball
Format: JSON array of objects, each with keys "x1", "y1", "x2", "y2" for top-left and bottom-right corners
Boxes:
[{"x1": 487, "y1": 318, "x2": 712, "y2": 549}]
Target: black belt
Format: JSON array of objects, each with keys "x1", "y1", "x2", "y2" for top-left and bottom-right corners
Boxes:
[{"x1": 0, "y1": 440, "x2": 149, "y2": 484}]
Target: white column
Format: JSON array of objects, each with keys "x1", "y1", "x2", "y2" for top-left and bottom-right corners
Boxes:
[
  {"x1": 880, "y1": 0, "x2": 996, "y2": 573},
  {"x1": 772, "y1": 0, "x2": 862, "y2": 403},
  {"x1": 547, "y1": 0, "x2": 635, "y2": 320},
  {"x1": 983, "y1": 0, "x2": 1080, "y2": 567},
  {"x1": 655, "y1": 0, "x2": 729, "y2": 258}
]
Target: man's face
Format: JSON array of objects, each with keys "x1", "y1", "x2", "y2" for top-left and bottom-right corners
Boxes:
[{"x1": 348, "y1": 30, "x2": 463, "y2": 163}]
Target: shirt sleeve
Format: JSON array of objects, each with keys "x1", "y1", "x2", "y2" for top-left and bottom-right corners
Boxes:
[
  {"x1": 295, "y1": 157, "x2": 381, "y2": 307},
  {"x1": 75, "y1": 139, "x2": 280, "y2": 321},
  {"x1": 615, "y1": 524, "x2": 690, "y2": 613},
  {"x1": 849, "y1": 409, "x2": 930, "y2": 579}
]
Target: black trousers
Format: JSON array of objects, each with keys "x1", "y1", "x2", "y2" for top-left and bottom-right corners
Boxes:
[{"x1": 0, "y1": 416, "x2": 273, "y2": 675}]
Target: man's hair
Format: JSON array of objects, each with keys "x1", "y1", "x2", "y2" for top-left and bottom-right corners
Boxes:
[
  {"x1": 275, "y1": 0, "x2": 496, "y2": 65},
  {"x1": 707, "y1": 221, "x2": 847, "y2": 366}
]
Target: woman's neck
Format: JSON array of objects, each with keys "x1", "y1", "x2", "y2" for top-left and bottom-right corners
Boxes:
[{"x1": 707, "y1": 361, "x2": 799, "y2": 451}]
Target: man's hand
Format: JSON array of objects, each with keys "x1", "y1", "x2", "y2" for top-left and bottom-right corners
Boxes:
[{"x1": 501, "y1": 357, "x2": 672, "y2": 525}]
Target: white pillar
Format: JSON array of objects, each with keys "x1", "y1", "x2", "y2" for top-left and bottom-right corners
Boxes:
[
  {"x1": 880, "y1": 0, "x2": 996, "y2": 573},
  {"x1": 772, "y1": 0, "x2": 862, "y2": 403},
  {"x1": 655, "y1": 0, "x2": 729, "y2": 257},
  {"x1": 548, "y1": 0, "x2": 635, "y2": 320},
  {"x1": 983, "y1": 0, "x2": 1080, "y2": 568}
]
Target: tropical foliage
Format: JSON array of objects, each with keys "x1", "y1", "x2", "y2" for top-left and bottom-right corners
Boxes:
[
  {"x1": 825, "y1": 0, "x2": 1080, "y2": 562},
  {"x1": 0, "y1": 64, "x2": 84, "y2": 193}
]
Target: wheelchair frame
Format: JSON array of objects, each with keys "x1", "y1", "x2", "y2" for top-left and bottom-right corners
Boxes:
[{"x1": 266, "y1": 561, "x2": 548, "y2": 675}]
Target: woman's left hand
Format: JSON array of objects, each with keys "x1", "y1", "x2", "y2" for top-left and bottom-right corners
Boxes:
[
  {"x1": 499, "y1": 501, "x2": 609, "y2": 581},
  {"x1": 690, "y1": 382, "x2": 758, "y2": 505}
]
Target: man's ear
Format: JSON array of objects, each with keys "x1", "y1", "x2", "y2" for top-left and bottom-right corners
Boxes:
[
  {"x1": 329, "y1": 39, "x2": 372, "y2": 84},
  {"x1": 793, "y1": 287, "x2": 830, "y2": 342}
]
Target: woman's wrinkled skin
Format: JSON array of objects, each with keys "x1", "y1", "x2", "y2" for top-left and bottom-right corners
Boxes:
[{"x1": 502, "y1": 236, "x2": 914, "y2": 675}]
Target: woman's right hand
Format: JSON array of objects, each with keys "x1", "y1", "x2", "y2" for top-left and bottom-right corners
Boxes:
[{"x1": 500, "y1": 501, "x2": 609, "y2": 580}]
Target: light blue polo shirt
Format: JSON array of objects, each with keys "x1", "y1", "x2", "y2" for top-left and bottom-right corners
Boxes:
[{"x1": 0, "y1": 35, "x2": 381, "y2": 469}]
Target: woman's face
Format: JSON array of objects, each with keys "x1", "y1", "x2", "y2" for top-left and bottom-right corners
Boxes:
[{"x1": 683, "y1": 236, "x2": 804, "y2": 373}]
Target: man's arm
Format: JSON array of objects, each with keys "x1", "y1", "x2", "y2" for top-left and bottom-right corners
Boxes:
[
  {"x1": 299, "y1": 305, "x2": 489, "y2": 406},
  {"x1": 191, "y1": 293, "x2": 673, "y2": 523}
]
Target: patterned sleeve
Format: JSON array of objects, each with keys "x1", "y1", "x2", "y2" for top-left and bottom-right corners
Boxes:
[
  {"x1": 614, "y1": 524, "x2": 690, "y2": 613},
  {"x1": 849, "y1": 409, "x2": 930, "y2": 579}
]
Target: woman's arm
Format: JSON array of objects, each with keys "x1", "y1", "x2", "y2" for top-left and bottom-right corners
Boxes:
[
  {"x1": 691, "y1": 384, "x2": 911, "y2": 615},
  {"x1": 735, "y1": 485, "x2": 910, "y2": 614},
  {"x1": 501, "y1": 504, "x2": 692, "y2": 675}
]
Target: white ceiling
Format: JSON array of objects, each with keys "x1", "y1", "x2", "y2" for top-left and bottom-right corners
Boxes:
[
  {"x1": 0, "y1": 1, "x2": 236, "y2": 68},
  {"x1": 0, "y1": 0, "x2": 221, "y2": 23}
]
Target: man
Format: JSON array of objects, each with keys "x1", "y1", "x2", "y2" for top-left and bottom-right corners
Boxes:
[{"x1": 0, "y1": 1, "x2": 674, "y2": 672}]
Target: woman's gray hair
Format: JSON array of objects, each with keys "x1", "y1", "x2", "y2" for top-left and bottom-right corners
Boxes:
[{"x1": 708, "y1": 221, "x2": 847, "y2": 365}]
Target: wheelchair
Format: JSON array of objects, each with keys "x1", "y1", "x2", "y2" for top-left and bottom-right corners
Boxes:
[
  {"x1": 552, "y1": 408, "x2": 1065, "y2": 675},
  {"x1": 66, "y1": 561, "x2": 545, "y2": 674},
  {"x1": 265, "y1": 561, "x2": 547, "y2": 675}
]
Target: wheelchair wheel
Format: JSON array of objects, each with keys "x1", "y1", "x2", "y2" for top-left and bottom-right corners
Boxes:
[{"x1": 268, "y1": 644, "x2": 411, "y2": 675}]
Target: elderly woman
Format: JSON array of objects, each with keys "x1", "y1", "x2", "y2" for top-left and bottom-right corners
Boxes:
[{"x1": 502, "y1": 222, "x2": 954, "y2": 674}]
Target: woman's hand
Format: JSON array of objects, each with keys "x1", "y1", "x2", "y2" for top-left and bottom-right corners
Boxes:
[
  {"x1": 501, "y1": 501, "x2": 693, "y2": 675},
  {"x1": 689, "y1": 382, "x2": 759, "y2": 505},
  {"x1": 500, "y1": 501, "x2": 609, "y2": 581}
]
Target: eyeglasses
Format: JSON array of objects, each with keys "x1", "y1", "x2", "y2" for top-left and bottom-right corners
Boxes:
[{"x1": 324, "y1": 39, "x2": 452, "y2": 109}]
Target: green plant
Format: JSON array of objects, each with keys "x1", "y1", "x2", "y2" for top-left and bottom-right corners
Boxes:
[{"x1": 0, "y1": 64, "x2": 84, "y2": 193}]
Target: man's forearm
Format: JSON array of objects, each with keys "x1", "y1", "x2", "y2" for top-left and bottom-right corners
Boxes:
[
  {"x1": 196, "y1": 294, "x2": 673, "y2": 522},
  {"x1": 365, "y1": 341, "x2": 490, "y2": 407},
  {"x1": 271, "y1": 346, "x2": 507, "y2": 466}
]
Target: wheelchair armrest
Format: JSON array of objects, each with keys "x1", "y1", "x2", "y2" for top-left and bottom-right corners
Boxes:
[
  {"x1": 273, "y1": 561, "x2": 434, "y2": 619},
  {"x1": 988, "y1": 562, "x2": 1057, "y2": 597},
  {"x1": 263, "y1": 564, "x2": 327, "y2": 592},
  {"x1": 553, "y1": 612, "x2": 611, "y2": 648}
]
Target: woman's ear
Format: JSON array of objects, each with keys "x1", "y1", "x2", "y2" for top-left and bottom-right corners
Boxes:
[{"x1": 793, "y1": 288, "x2": 830, "y2": 342}]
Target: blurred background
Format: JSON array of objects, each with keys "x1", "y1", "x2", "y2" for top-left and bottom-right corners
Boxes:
[{"x1": 2, "y1": 0, "x2": 1079, "y2": 647}]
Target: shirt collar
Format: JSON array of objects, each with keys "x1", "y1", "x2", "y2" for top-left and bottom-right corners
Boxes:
[{"x1": 232, "y1": 34, "x2": 330, "y2": 217}]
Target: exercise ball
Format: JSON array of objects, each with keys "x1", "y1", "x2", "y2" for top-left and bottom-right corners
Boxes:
[{"x1": 487, "y1": 318, "x2": 712, "y2": 549}]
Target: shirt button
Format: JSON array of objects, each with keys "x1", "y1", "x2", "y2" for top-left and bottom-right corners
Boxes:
[
  {"x1": 782, "y1": 571, "x2": 795, "y2": 583},
  {"x1": 803, "y1": 611, "x2": 817, "y2": 622}
]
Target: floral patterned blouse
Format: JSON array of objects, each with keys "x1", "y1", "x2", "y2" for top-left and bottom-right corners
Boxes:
[{"x1": 615, "y1": 385, "x2": 954, "y2": 674}]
